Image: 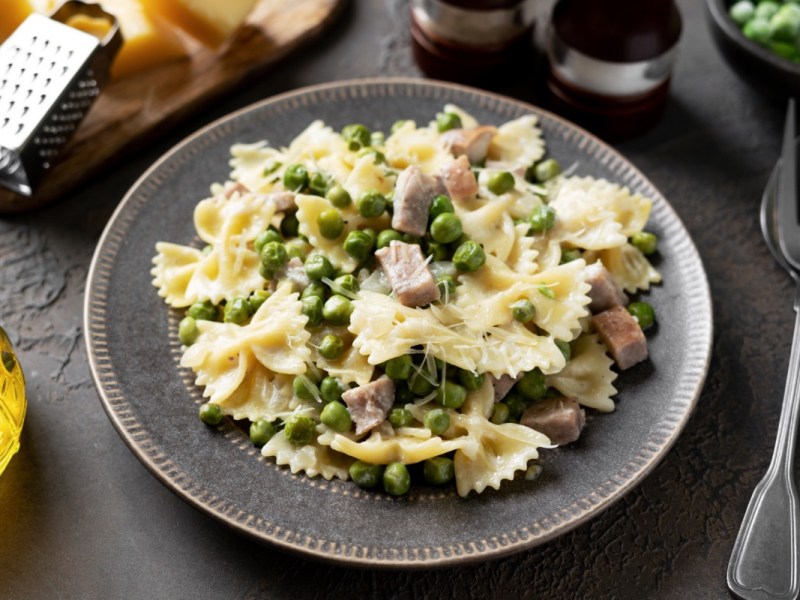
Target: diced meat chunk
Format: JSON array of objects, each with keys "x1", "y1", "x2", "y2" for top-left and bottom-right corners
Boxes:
[
  {"x1": 375, "y1": 241, "x2": 441, "y2": 307},
  {"x1": 440, "y1": 126, "x2": 497, "y2": 164},
  {"x1": 223, "y1": 181, "x2": 250, "y2": 198},
  {"x1": 280, "y1": 257, "x2": 310, "y2": 293},
  {"x1": 262, "y1": 191, "x2": 297, "y2": 212},
  {"x1": 392, "y1": 166, "x2": 437, "y2": 237},
  {"x1": 592, "y1": 305, "x2": 648, "y2": 370},
  {"x1": 585, "y1": 262, "x2": 628, "y2": 313},
  {"x1": 440, "y1": 156, "x2": 478, "y2": 201},
  {"x1": 491, "y1": 373, "x2": 522, "y2": 403},
  {"x1": 341, "y1": 377, "x2": 395, "y2": 435},
  {"x1": 521, "y1": 397, "x2": 585, "y2": 445}
]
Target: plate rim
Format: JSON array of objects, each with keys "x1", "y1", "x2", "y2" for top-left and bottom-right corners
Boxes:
[{"x1": 84, "y1": 77, "x2": 714, "y2": 568}]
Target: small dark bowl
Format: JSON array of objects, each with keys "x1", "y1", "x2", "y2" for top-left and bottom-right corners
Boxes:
[{"x1": 706, "y1": 0, "x2": 800, "y2": 99}]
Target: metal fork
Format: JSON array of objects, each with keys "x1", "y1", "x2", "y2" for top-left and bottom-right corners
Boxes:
[{"x1": 727, "y1": 99, "x2": 800, "y2": 600}]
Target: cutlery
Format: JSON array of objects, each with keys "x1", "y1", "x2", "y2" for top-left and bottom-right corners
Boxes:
[{"x1": 727, "y1": 99, "x2": 800, "y2": 600}]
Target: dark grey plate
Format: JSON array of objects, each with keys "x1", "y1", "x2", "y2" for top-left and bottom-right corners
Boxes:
[{"x1": 84, "y1": 78, "x2": 713, "y2": 568}]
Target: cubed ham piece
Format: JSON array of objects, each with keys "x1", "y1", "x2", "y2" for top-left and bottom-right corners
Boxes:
[
  {"x1": 592, "y1": 305, "x2": 648, "y2": 370},
  {"x1": 262, "y1": 191, "x2": 297, "y2": 212},
  {"x1": 281, "y1": 257, "x2": 310, "y2": 293},
  {"x1": 585, "y1": 262, "x2": 628, "y2": 313},
  {"x1": 223, "y1": 181, "x2": 250, "y2": 198},
  {"x1": 490, "y1": 373, "x2": 522, "y2": 403},
  {"x1": 392, "y1": 166, "x2": 437, "y2": 237},
  {"x1": 440, "y1": 156, "x2": 478, "y2": 202},
  {"x1": 375, "y1": 241, "x2": 441, "y2": 307},
  {"x1": 440, "y1": 125, "x2": 497, "y2": 165},
  {"x1": 341, "y1": 376, "x2": 395, "y2": 435},
  {"x1": 521, "y1": 397, "x2": 585, "y2": 445}
]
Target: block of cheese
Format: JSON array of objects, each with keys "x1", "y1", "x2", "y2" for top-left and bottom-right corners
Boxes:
[
  {"x1": 70, "y1": 0, "x2": 188, "y2": 79},
  {"x1": 141, "y1": 0, "x2": 260, "y2": 48},
  {"x1": 0, "y1": 0, "x2": 35, "y2": 44}
]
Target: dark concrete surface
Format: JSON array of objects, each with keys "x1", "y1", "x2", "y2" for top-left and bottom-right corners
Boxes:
[{"x1": 0, "y1": 0, "x2": 789, "y2": 598}]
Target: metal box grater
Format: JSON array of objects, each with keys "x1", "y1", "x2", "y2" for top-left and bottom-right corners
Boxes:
[{"x1": 0, "y1": 1, "x2": 121, "y2": 196}]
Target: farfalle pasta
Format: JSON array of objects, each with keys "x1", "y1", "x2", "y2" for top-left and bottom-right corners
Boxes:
[{"x1": 151, "y1": 105, "x2": 662, "y2": 497}]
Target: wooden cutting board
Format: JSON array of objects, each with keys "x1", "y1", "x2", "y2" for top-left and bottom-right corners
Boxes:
[{"x1": 0, "y1": 0, "x2": 345, "y2": 213}]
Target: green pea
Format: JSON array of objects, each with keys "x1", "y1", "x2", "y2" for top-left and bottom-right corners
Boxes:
[
  {"x1": 358, "y1": 148, "x2": 387, "y2": 165},
  {"x1": 285, "y1": 240, "x2": 307, "y2": 262},
  {"x1": 457, "y1": 369, "x2": 484, "y2": 392},
  {"x1": 293, "y1": 374, "x2": 319, "y2": 401},
  {"x1": 254, "y1": 227, "x2": 282, "y2": 254},
  {"x1": 504, "y1": 393, "x2": 527, "y2": 421},
  {"x1": 377, "y1": 229, "x2": 403, "y2": 249},
  {"x1": 487, "y1": 171, "x2": 515, "y2": 195},
  {"x1": 435, "y1": 274, "x2": 457, "y2": 299},
  {"x1": 384, "y1": 354, "x2": 413, "y2": 380},
  {"x1": 249, "y1": 419, "x2": 277, "y2": 447},
  {"x1": 529, "y1": 205, "x2": 556, "y2": 233},
  {"x1": 383, "y1": 462, "x2": 411, "y2": 495},
  {"x1": 510, "y1": 299, "x2": 536, "y2": 323},
  {"x1": 301, "y1": 281, "x2": 327, "y2": 301},
  {"x1": 320, "y1": 377, "x2": 345, "y2": 403},
  {"x1": 199, "y1": 402, "x2": 223, "y2": 426},
  {"x1": 631, "y1": 231, "x2": 658, "y2": 255},
  {"x1": 424, "y1": 408, "x2": 450, "y2": 435},
  {"x1": 308, "y1": 172, "x2": 331, "y2": 197},
  {"x1": 320, "y1": 401, "x2": 352, "y2": 432},
  {"x1": 332, "y1": 273, "x2": 359, "y2": 294},
  {"x1": 426, "y1": 241, "x2": 449, "y2": 262},
  {"x1": 259, "y1": 241, "x2": 288, "y2": 272},
  {"x1": 628, "y1": 301, "x2": 656, "y2": 331},
  {"x1": 280, "y1": 213, "x2": 300, "y2": 238},
  {"x1": 258, "y1": 264, "x2": 276, "y2": 281},
  {"x1": 343, "y1": 230, "x2": 374, "y2": 261},
  {"x1": 223, "y1": 297, "x2": 252, "y2": 325},
  {"x1": 301, "y1": 295, "x2": 323, "y2": 327},
  {"x1": 533, "y1": 158, "x2": 561, "y2": 182},
  {"x1": 409, "y1": 371, "x2": 436, "y2": 396},
  {"x1": 178, "y1": 316, "x2": 199, "y2": 345},
  {"x1": 305, "y1": 254, "x2": 336, "y2": 281},
  {"x1": 357, "y1": 190, "x2": 387, "y2": 218},
  {"x1": 452, "y1": 240, "x2": 486, "y2": 272},
  {"x1": 248, "y1": 290, "x2": 271, "y2": 313},
  {"x1": 429, "y1": 212, "x2": 463, "y2": 244},
  {"x1": 318, "y1": 334, "x2": 346, "y2": 360},
  {"x1": 490, "y1": 402, "x2": 510, "y2": 424},
  {"x1": 388, "y1": 407, "x2": 414, "y2": 429},
  {"x1": 515, "y1": 368, "x2": 547, "y2": 402},
  {"x1": 429, "y1": 194, "x2": 454, "y2": 219},
  {"x1": 187, "y1": 299, "x2": 218, "y2": 321},
  {"x1": 436, "y1": 111, "x2": 462, "y2": 133},
  {"x1": 423, "y1": 457, "x2": 455, "y2": 485},
  {"x1": 770, "y1": 41, "x2": 797, "y2": 59},
  {"x1": 323, "y1": 294, "x2": 354, "y2": 325},
  {"x1": 317, "y1": 208, "x2": 345, "y2": 240},
  {"x1": 390, "y1": 120, "x2": 408, "y2": 134},
  {"x1": 755, "y1": 0, "x2": 780, "y2": 21},
  {"x1": 555, "y1": 339, "x2": 571, "y2": 362},
  {"x1": 560, "y1": 248, "x2": 582, "y2": 264},
  {"x1": 326, "y1": 184, "x2": 352, "y2": 208},
  {"x1": 283, "y1": 164, "x2": 309, "y2": 191},
  {"x1": 435, "y1": 381, "x2": 467, "y2": 409},
  {"x1": 730, "y1": 0, "x2": 755, "y2": 25},
  {"x1": 349, "y1": 460, "x2": 384, "y2": 488},
  {"x1": 771, "y1": 4, "x2": 800, "y2": 43},
  {"x1": 284, "y1": 414, "x2": 316, "y2": 445},
  {"x1": 743, "y1": 17, "x2": 771, "y2": 44},
  {"x1": 342, "y1": 124, "x2": 371, "y2": 150}
]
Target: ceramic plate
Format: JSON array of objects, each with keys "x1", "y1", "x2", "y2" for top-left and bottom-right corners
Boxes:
[{"x1": 85, "y1": 79, "x2": 712, "y2": 567}]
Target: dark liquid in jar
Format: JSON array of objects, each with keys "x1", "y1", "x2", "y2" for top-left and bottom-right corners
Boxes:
[{"x1": 546, "y1": 0, "x2": 681, "y2": 139}]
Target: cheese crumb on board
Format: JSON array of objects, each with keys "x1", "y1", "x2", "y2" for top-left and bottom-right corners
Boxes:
[{"x1": 141, "y1": 0, "x2": 260, "y2": 48}]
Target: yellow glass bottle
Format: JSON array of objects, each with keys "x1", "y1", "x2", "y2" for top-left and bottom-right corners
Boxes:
[{"x1": 0, "y1": 325, "x2": 25, "y2": 476}]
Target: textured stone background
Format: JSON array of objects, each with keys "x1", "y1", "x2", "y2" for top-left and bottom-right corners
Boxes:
[{"x1": 0, "y1": 0, "x2": 791, "y2": 598}]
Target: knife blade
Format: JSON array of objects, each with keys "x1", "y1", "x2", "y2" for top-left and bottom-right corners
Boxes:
[{"x1": 778, "y1": 98, "x2": 800, "y2": 271}]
